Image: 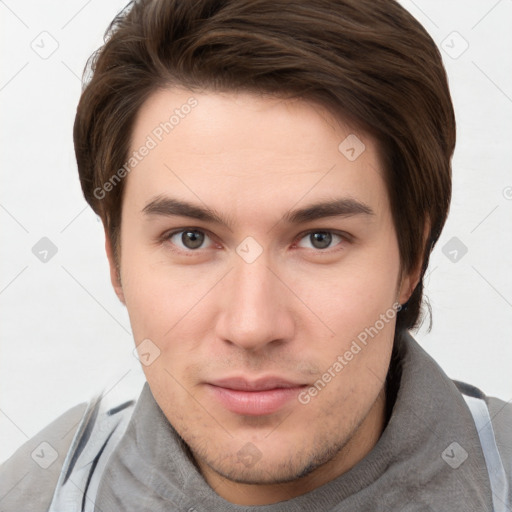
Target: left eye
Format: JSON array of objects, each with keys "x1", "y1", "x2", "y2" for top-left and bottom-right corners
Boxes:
[
  {"x1": 167, "y1": 229, "x2": 214, "y2": 251},
  {"x1": 296, "y1": 231, "x2": 344, "y2": 250}
]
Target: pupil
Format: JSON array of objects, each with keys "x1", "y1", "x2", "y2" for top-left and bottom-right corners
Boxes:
[
  {"x1": 311, "y1": 232, "x2": 331, "y2": 249},
  {"x1": 183, "y1": 230, "x2": 204, "y2": 249}
]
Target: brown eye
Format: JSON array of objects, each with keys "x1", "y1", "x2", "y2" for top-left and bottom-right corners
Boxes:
[
  {"x1": 181, "y1": 230, "x2": 204, "y2": 249},
  {"x1": 168, "y1": 229, "x2": 211, "y2": 251},
  {"x1": 295, "y1": 230, "x2": 352, "y2": 253},
  {"x1": 309, "y1": 231, "x2": 332, "y2": 249},
  {"x1": 297, "y1": 231, "x2": 343, "y2": 250}
]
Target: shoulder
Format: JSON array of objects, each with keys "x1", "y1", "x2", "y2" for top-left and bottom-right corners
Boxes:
[
  {"x1": 454, "y1": 379, "x2": 512, "y2": 443},
  {"x1": 0, "y1": 402, "x2": 87, "y2": 512}
]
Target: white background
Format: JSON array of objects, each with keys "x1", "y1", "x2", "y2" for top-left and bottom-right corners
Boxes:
[{"x1": 1, "y1": 0, "x2": 511, "y2": 464}]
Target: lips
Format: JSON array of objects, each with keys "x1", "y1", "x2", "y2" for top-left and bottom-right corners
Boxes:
[
  {"x1": 205, "y1": 376, "x2": 308, "y2": 416},
  {"x1": 209, "y1": 376, "x2": 305, "y2": 391}
]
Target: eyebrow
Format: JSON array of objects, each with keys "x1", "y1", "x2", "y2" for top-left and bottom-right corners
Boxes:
[{"x1": 142, "y1": 195, "x2": 374, "y2": 228}]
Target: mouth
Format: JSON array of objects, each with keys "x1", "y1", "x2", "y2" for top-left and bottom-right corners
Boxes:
[{"x1": 205, "y1": 376, "x2": 309, "y2": 416}]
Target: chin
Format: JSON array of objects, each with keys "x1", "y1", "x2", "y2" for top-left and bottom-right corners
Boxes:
[{"x1": 195, "y1": 431, "x2": 348, "y2": 486}]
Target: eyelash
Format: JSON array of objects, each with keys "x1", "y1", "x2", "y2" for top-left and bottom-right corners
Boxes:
[{"x1": 160, "y1": 227, "x2": 351, "y2": 255}]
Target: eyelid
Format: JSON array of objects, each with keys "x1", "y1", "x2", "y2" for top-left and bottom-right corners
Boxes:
[
  {"x1": 161, "y1": 227, "x2": 352, "y2": 253},
  {"x1": 162, "y1": 227, "x2": 218, "y2": 252},
  {"x1": 293, "y1": 229, "x2": 352, "y2": 250}
]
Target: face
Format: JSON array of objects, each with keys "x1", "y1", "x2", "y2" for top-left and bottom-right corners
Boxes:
[{"x1": 106, "y1": 88, "x2": 417, "y2": 504}]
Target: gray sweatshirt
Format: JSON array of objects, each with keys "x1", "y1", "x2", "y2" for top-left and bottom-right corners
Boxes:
[{"x1": 1, "y1": 331, "x2": 511, "y2": 511}]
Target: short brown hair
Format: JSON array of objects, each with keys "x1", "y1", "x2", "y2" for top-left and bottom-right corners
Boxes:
[{"x1": 74, "y1": 0, "x2": 455, "y2": 333}]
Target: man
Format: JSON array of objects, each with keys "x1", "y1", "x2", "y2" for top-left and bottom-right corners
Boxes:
[{"x1": 1, "y1": 0, "x2": 510, "y2": 510}]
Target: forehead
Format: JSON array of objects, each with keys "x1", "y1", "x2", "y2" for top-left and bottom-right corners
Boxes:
[{"x1": 124, "y1": 87, "x2": 389, "y2": 220}]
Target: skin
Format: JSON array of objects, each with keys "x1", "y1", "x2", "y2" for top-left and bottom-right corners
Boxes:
[{"x1": 104, "y1": 87, "x2": 421, "y2": 505}]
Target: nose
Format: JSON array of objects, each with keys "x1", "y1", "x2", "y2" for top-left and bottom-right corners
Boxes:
[{"x1": 214, "y1": 252, "x2": 295, "y2": 352}]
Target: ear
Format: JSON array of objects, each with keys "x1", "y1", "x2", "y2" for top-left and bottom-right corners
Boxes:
[
  {"x1": 397, "y1": 219, "x2": 431, "y2": 305},
  {"x1": 397, "y1": 262, "x2": 421, "y2": 306},
  {"x1": 104, "y1": 225, "x2": 126, "y2": 305}
]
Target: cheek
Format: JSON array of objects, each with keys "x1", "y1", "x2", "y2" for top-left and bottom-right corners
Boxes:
[
  {"x1": 293, "y1": 247, "x2": 400, "y2": 339},
  {"x1": 287, "y1": 234, "x2": 401, "y2": 382},
  {"x1": 119, "y1": 239, "x2": 180, "y2": 340},
  {"x1": 122, "y1": 271, "x2": 171, "y2": 341},
  {"x1": 119, "y1": 239, "x2": 223, "y2": 347},
  {"x1": 344, "y1": 231, "x2": 401, "y2": 320}
]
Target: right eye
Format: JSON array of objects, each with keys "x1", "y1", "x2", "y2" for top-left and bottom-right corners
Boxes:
[{"x1": 165, "y1": 229, "x2": 216, "y2": 252}]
